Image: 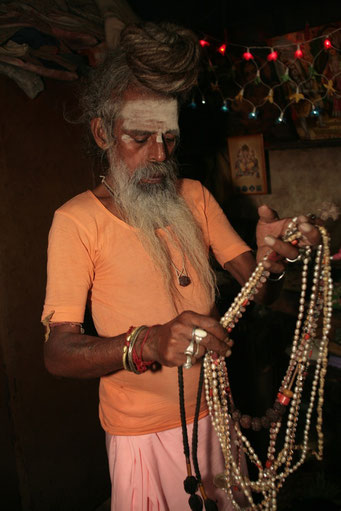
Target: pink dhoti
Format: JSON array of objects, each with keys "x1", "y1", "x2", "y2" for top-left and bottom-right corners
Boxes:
[{"x1": 106, "y1": 414, "x2": 247, "y2": 511}]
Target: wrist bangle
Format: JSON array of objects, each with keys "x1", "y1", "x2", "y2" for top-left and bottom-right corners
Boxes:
[
  {"x1": 127, "y1": 326, "x2": 146, "y2": 373},
  {"x1": 122, "y1": 326, "x2": 135, "y2": 371},
  {"x1": 268, "y1": 270, "x2": 286, "y2": 282}
]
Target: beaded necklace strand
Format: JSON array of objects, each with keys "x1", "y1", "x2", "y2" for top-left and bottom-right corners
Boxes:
[{"x1": 203, "y1": 221, "x2": 332, "y2": 510}]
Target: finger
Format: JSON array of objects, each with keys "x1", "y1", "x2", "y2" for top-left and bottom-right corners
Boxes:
[
  {"x1": 182, "y1": 312, "x2": 227, "y2": 342},
  {"x1": 263, "y1": 259, "x2": 286, "y2": 274},
  {"x1": 200, "y1": 333, "x2": 230, "y2": 357},
  {"x1": 258, "y1": 204, "x2": 279, "y2": 223},
  {"x1": 297, "y1": 222, "x2": 321, "y2": 246},
  {"x1": 224, "y1": 338, "x2": 234, "y2": 348},
  {"x1": 264, "y1": 235, "x2": 299, "y2": 260},
  {"x1": 267, "y1": 250, "x2": 284, "y2": 262}
]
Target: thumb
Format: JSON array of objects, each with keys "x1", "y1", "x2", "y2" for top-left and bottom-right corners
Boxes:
[{"x1": 258, "y1": 204, "x2": 279, "y2": 223}]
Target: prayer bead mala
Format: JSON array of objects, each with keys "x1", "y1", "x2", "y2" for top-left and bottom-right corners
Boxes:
[{"x1": 204, "y1": 221, "x2": 333, "y2": 510}]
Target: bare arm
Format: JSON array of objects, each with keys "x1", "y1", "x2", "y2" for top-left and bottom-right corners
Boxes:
[
  {"x1": 44, "y1": 311, "x2": 233, "y2": 379},
  {"x1": 44, "y1": 324, "x2": 127, "y2": 379}
]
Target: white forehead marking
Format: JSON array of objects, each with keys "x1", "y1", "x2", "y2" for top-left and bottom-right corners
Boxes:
[
  {"x1": 121, "y1": 134, "x2": 133, "y2": 142},
  {"x1": 156, "y1": 129, "x2": 163, "y2": 143},
  {"x1": 120, "y1": 98, "x2": 179, "y2": 133}
]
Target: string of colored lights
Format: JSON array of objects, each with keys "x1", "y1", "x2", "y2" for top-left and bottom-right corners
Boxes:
[{"x1": 190, "y1": 26, "x2": 341, "y2": 125}]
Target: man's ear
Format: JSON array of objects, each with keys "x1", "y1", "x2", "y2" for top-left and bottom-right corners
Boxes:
[{"x1": 90, "y1": 118, "x2": 109, "y2": 149}]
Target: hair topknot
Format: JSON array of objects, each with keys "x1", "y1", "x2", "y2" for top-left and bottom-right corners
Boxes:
[{"x1": 120, "y1": 22, "x2": 201, "y2": 97}]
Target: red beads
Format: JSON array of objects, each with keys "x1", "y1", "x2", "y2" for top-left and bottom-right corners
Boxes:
[
  {"x1": 277, "y1": 393, "x2": 290, "y2": 406},
  {"x1": 277, "y1": 389, "x2": 293, "y2": 406}
]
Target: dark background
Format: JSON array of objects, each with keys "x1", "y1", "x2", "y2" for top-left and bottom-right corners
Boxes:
[{"x1": 129, "y1": 0, "x2": 341, "y2": 42}]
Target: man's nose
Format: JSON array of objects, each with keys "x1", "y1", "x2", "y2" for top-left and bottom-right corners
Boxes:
[{"x1": 148, "y1": 136, "x2": 167, "y2": 162}]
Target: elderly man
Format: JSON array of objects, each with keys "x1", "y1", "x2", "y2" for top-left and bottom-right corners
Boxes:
[{"x1": 42, "y1": 21, "x2": 319, "y2": 511}]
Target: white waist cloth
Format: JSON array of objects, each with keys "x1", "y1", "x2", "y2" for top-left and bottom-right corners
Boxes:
[{"x1": 106, "y1": 414, "x2": 248, "y2": 510}]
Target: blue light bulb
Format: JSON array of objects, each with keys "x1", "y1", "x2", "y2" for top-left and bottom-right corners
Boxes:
[{"x1": 311, "y1": 106, "x2": 319, "y2": 117}]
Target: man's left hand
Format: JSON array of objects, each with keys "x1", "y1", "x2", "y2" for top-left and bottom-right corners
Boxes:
[{"x1": 256, "y1": 204, "x2": 321, "y2": 275}]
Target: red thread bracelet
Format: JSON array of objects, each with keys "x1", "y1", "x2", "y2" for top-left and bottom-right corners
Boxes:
[
  {"x1": 132, "y1": 326, "x2": 154, "y2": 373},
  {"x1": 125, "y1": 326, "x2": 135, "y2": 346}
]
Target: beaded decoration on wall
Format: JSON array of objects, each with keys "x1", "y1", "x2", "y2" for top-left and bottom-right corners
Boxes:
[{"x1": 203, "y1": 220, "x2": 332, "y2": 509}]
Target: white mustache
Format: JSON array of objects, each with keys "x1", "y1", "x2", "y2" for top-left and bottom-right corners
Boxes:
[{"x1": 129, "y1": 160, "x2": 178, "y2": 185}]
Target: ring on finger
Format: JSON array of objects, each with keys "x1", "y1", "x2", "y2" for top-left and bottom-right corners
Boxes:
[
  {"x1": 194, "y1": 342, "x2": 201, "y2": 357},
  {"x1": 183, "y1": 355, "x2": 193, "y2": 369},
  {"x1": 285, "y1": 255, "x2": 301, "y2": 263},
  {"x1": 184, "y1": 340, "x2": 196, "y2": 357},
  {"x1": 192, "y1": 327, "x2": 208, "y2": 343}
]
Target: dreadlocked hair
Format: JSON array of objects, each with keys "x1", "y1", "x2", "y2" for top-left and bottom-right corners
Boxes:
[
  {"x1": 120, "y1": 22, "x2": 200, "y2": 98},
  {"x1": 78, "y1": 21, "x2": 200, "y2": 156}
]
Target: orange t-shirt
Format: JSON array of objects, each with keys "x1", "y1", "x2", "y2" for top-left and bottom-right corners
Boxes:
[{"x1": 42, "y1": 179, "x2": 250, "y2": 435}]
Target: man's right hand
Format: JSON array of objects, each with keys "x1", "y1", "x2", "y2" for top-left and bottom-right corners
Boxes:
[{"x1": 141, "y1": 311, "x2": 232, "y2": 368}]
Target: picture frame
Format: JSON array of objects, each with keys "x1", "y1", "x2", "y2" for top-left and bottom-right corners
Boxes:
[{"x1": 227, "y1": 133, "x2": 268, "y2": 194}]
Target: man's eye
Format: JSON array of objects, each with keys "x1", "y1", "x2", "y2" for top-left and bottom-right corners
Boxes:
[
  {"x1": 134, "y1": 137, "x2": 148, "y2": 144},
  {"x1": 165, "y1": 136, "x2": 176, "y2": 144}
]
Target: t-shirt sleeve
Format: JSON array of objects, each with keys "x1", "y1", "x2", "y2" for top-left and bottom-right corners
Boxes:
[
  {"x1": 200, "y1": 184, "x2": 251, "y2": 266},
  {"x1": 41, "y1": 210, "x2": 95, "y2": 323}
]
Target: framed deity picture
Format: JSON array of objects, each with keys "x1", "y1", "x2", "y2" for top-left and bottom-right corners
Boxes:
[{"x1": 227, "y1": 134, "x2": 268, "y2": 194}]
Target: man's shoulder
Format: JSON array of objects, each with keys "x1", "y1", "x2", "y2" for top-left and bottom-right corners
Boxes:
[
  {"x1": 57, "y1": 191, "x2": 93, "y2": 214},
  {"x1": 53, "y1": 191, "x2": 106, "y2": 232},
  {"x1": 178, "y1": 177, "x2": 205, "y2": 196},
  {"x1": 178, "y1": 178, "x2": 211, "y2": 204}
]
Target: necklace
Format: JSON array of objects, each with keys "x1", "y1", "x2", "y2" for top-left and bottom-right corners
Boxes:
[
  {"x1": 101, "y1": 175, "x2": 115, "y2": 196},
  {"x1": 171, "y1": 259, "x2": 191, "y2": 287},
  {"x1": 202, "y1": 220, "x2": 332, "y2": 510}
]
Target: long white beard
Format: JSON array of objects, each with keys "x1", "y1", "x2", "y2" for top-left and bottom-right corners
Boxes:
[{"x1": 107, "y1": 153, "x2": 216, "y2": 308}]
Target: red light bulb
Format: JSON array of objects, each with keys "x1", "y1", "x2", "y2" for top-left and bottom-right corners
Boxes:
[
  {"x1": 324, "y1": 38, "x2": 332, "y2": 49},
  {"x1": 267, "y1": 49, "x2": 278, "y2": 61},
  {"x1": 243, "y1": 50, "x2": 254, "y2": 60},
  {"x1": 218, "y1": 44, "x2": 226, "y2": 56},
  {"x1": 295, "y1": 46, "x2": 303, "y2": 58},
  {"x1": 199, "y1": 39, "x2": 210, "y2": 48}
]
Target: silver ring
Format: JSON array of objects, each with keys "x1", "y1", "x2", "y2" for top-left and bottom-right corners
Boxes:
[
  {"x1": 184, "y1": 340, "x2": 196, "y2": 356},
  {"x1": 183, "y1": 355, "x2": 193, "y2": 369},
  {"x1": 285, "y1": 255, "x2": 301, "y2": 263},
  {"x1": 194, "y1": 343, "x2": 201, "y2": 357},
  {"x1": 192, "y1": 327, "x2": 208, "y2": 343}
]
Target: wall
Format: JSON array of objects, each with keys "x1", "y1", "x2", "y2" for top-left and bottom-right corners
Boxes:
[
  {"x1": 0, "y1": 75, "x2": 109, "y2": 511},
  {"x1": 240, "y1": 146, "x2": 341, "y2": 252},
  {"x1": 204, "y1": 145, "x2": 341, "y2": 253}
]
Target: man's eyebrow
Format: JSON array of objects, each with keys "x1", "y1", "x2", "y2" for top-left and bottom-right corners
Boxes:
[
  {"x1": 166, "y1": 129, "x2": 180, "y2": 136},
  {"x1": 124, "y1": 129, "x2": 180, "y2": 136},
  {"x1": 125, "y1": 129, "x2": 151, "y2": 136}
]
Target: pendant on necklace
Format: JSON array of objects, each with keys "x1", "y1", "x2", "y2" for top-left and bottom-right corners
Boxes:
[{"x1": 179, "y1": 275, "x2": 191, "y2": 287}]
